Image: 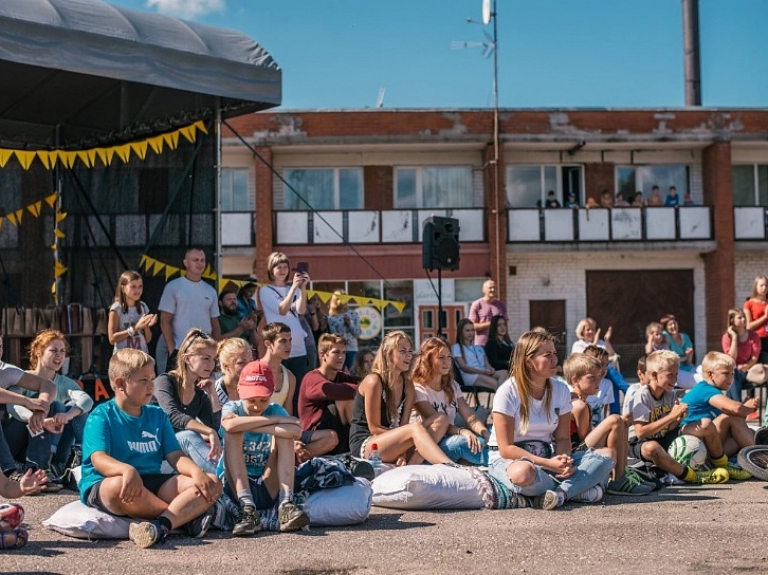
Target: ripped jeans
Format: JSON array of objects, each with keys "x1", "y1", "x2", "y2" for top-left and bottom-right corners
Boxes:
[{"x1": 489, "y1": 448, "x2": 614, "y2": 501}]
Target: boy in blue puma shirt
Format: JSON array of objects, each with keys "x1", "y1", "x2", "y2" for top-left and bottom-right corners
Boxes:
[
  {"x1": 680, "y1": 351, "x2": 757, "y2": 480},
  {"x1": 79, "y1": 349, "x2": 222, "y2": 548}
]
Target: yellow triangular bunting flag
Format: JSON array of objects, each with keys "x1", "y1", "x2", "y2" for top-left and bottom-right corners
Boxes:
[
  {"x1": 55, "y1": 211, "x2": 67, "y2": 223},
  {"x1": 37, "y1": 151, "x2": 52, "y2": 170},
  {"x1": 130, "y1": 140, "x2": 148, "y2": 160},
  {"x1": 152, "y1": 260, "x2": 164, "y2": 276},
  {"x1": 45, "y1": 193, "x2": 59, "y2": 209},
  {"x1": 55, "y1": 229, "x2": 65, "y2": 239},
  {"x1": 61, "y1": 152, "x2": 76, "y2": 169},
  {"x1": 164, "y1": 265, "x2": 179, "y2": 281},
  {"x1": 115, "y1": 145, "x2": 131, "y2": 163},
  {"x1": 139, "y1": 254, "x2": 149, "y2": 269},
  {"x1": 14, "y1": 150, "x2": 35, "y2": 170},
  {"x1": 194, "y1": 120, "x2": 208, "y2": 135},
  {"x1": 95, "y1": 148, "x2": 108, "y2": 166},
  {"x1": 148, "y1": 136, "x2": 164, "y2": 155},
  {"x1": 392, "y1": 302, "x2": 406, "y2": 313},
  {"x1": 163, "y1": 131, "x2": 180, "y2": 149},
  {"x1": 0, "y1": 149, "x2": 12, "y2": 168},
  {"x1": 75, "y1": 150, "x2": 91, "y2": 168},
  {"x1": 54, "y1": 261, "x2": 68, "y2": 278},
  {"x1": 179, "y1": 125, "x2": 196, "y2": 143},
  {"x1": 26, "y1": 201, "x2": 42, "y2": 217}
]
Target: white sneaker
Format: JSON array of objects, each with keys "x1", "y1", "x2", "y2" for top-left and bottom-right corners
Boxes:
[{"x1": 570, "y1": 484, "x2": 604, "y2": 503}]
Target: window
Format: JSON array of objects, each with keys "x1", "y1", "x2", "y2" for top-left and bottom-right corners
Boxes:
[
  {"x1": 616, "y1": 165, "x2": 689, "y2": 199},
  {"x1": 394, "y1": 167, "x2": 474, "y2": 208},
  {"x1": 732, "y1": 165, "x2": 768, "y2": 206},
  {"x1": 283, "y1": 168, "x2": 363, "y2": 210},
  {"x1": 221, "y1": 168, "x2": 252, "y2": 212},
  {"x1": 506, "y1": 165, "x2": 582, "y2": 208}
]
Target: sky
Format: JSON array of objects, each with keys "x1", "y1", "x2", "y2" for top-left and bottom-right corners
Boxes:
[{"x1": 107, "y1": 0, "x2": 768, "y2": 110}]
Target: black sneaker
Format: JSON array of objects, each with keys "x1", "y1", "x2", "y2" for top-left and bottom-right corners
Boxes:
[
  {"x1": 232, "y1": 505, "x2": 260, "y2": 537},
  {"x1": 277, "y1": 501, "x2": 309, "y2": 532},
  {"x1": 185, "y1": 506, "x2": 215, "y2": 539},
  {"x1": 129, "y1": 520, "x2": 167, "y2": 548}
]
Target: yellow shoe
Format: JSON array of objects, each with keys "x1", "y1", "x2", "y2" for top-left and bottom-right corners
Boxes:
[
  {"x1": 697, "y1": 468, "x2": 729, "y2": 484},
  {"x1": 724, "y1": 464, "x2": 751, "y2": 481}
]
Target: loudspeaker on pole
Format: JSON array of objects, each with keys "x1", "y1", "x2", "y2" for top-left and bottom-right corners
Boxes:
[{"x1": 422, "y1": 216, "x2": 460, "y2": 271}]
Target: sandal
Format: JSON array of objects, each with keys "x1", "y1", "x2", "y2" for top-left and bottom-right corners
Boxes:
[{"x1": 0, "y1": 527, "x2": 27, "y2": 550}]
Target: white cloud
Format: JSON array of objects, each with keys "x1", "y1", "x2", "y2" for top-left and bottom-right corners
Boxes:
[{"x1": 146, "y1": 0, "x2": 225, "y2": 19}]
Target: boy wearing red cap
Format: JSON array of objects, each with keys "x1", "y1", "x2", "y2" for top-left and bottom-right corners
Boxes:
[{"x1": 220, "y1": 360, "x2": 309, "y2": 536}]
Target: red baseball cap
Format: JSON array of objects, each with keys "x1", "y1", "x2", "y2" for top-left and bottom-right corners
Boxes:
[{"x1": 238, "y1": 360, "x2": 275, "y2": 399}]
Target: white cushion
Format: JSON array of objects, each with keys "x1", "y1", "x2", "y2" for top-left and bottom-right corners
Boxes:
[
  {"x1": 43, "y1": 500, "x2": 133, "y2": 540},
  {"x1": 371, "y1": 464, "x2": 485, "y2": 510},
  {"x1": 304, "y1": 478, "x2": 372, "y2": 526}
]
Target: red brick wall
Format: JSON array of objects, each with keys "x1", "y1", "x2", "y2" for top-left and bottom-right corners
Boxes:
[
  {"x1": 702, "y1": 140, "x2": 735, "y2": 349},
  {"x1": 364, "y1": 166, "x2": 393, "y2": 211},
  {"x1": 253, "y1": 146, "x2": 273, "y2": 279},
  {"x1": 584, "y1": 163, "x2": 615, "y2": 204}
]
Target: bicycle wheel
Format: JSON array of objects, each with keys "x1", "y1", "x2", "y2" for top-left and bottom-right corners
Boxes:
[{"x1": 736, "y1": 445, "x2": 768, "y2": 481}]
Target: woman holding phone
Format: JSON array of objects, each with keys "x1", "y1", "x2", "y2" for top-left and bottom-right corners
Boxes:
[{"x1": 259, "y1": 252, "x2": 311, "y2": 412}]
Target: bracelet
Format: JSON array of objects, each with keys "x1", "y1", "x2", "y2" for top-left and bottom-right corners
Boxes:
[{"x1": 127, "y1": 326, "x2": 136, "y2": 337}]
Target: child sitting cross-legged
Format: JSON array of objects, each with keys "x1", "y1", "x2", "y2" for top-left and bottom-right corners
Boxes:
[
  {"x1": 220, "y1": 360, "x2": 309, "y2": 537},
  {"x1": 79, "y1": 349, "x2": 223, "y2": 548},
  {"x1": 678, "y1": 351, "x2": 757, "y2": 480},
  {"x1": 565, "y1": 353, "x2": 654, "y2": 495},
  {"x1": 629, "y1": 350, "x2": 729, "y2": 485}
]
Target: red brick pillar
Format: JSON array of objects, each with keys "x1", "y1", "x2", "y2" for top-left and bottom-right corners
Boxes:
[
  {"x1": 254, "y1": 146, "x2": 274, "y2": 280},
  {"x1": 702, "y1": 140, "x2": 734, "y2": 349},
  {"x1": 484, "y1": 141, "x2": 506, "y2": 302}
]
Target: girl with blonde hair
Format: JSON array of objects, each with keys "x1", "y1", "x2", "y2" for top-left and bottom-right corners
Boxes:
[
  {"x1": 488, "y1": 330, "x2": 614, "y2": 509},
  {"x1": 215, "y1": 338, "x2": 254, "y2": 406},
  {"x1": 153, "y1": 328, "x2": 222, "y2": 474},
  {"x1": 348, "y1": 331, "x2": 452, "y2": 465}
]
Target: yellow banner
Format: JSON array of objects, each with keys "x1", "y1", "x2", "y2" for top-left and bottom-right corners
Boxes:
[
  {"x1": 140, "y1": 254, "x2": 407, "y2": 313},
  {"x1": 0, "y1": 121, "x2": 206, "y2": 171}
]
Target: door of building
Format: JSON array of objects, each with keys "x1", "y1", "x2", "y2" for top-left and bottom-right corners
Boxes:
[{"x1": 418, "y1": 304, "x2": 467, "y2": 343}]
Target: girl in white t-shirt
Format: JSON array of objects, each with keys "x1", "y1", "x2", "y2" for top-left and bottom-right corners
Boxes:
[
  {"x1": 108, "y1": 270, "x2": 157, "y2": 354},
  {"x1": 452, "y1": 319, "x2": 506, "y2": 391},
  {"x1": 488, "y1": 330, "x2": 614, "y2": 509},
  {"x1": 411, "y1": 337, "x2": 490, "y2": 465}
]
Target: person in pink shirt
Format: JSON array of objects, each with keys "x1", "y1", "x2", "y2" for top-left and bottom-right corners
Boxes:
[
  {"x1": 722, "y1": 308, "x2": 762, "y2": 409},
  {"x1": 744, "y1": 275, "x2": 768, "y2": 362},
  {"x1": 469, "y1": 279, "x2": 507, "y2": 346}
]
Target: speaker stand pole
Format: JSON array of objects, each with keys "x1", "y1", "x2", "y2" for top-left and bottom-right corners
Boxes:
[{"x1": 437, "y1": 267, "x2": 444, "y2": 340}]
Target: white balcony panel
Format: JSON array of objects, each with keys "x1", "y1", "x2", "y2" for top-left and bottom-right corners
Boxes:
[
  {"x1": 611, "y1": 208, "x2": 642, "y2": 240},
  {"x1": 508, "y1": 209, "x2": 540, "y2": 241},
  {"x1": 348, "y1": 211, "x2": 380, "y2": 243},
  {"x1": 221, "y1": 213, "x2": 252, "y2": 246},
  {"x1": 276, "y1": 212, "x2": 308, "y2": 244},
  {"x1": 449, "y1": 209, "x2": 484, "y2": 242},
  {"x1": 646, "y1": 207, "x2": 676, "y2": 240},
  {"x1": 578, "y1": 209, "x2": 609, "y2": 241},
  {"x1": 313, "y1": 211, "x2": 344, "y2": 244},
  {"x1": 381, "y1": 210, "x2": 413, "y2": 243},
  {"x1": 679, "y1": 207, "x2": 710, "y2": 239},
  {"x1": 544, "y1": 209, "x2": 574, "y2": 241},
  {"x1": 735, "y1": 207, "x2": 766, "y2": 239},
  {"x1": 417, "y1": 210, "x2": 448, "y2": 242}
]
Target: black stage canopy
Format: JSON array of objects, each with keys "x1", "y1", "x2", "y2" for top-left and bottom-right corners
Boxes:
[{"x1": 0, "y1": 0, "x2": 281, "y2": 149}]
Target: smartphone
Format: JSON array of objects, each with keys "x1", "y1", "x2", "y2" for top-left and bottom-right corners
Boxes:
[{"x1": 295, "y1": 261, "x2": 309, "y2": 274}]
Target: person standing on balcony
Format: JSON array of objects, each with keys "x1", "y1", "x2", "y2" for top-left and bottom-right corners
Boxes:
[
  {"x1": 744, "y1": 275, "x2": 768, "y2": 363},
  {"x1": 259, "y1": 252, "x2": 310, "y2": 413},
  {"x1": 469, "y1": 279, "x2": 507, "y2": 346},
  {"x1": 599, "y1": 190, "x2": 613, "y2": 208},
  {"x1": 158, "y1": 248, "x2": 221, "y2": 372},
  {"x1": 647, "y1": 185, "x2": 664, "y2": 206},
  {"x1": 664, "y1": 186, "x2": 680, "y2": 207}
]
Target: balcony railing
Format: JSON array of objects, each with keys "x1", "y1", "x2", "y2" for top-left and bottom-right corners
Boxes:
[
  {"x1": 507, "y1": 206, "x2": 712, "y2": 243},
  {"x1": 273, "y1": 209, "x2": 485, "y2": 245},
  {"x1": 734, "y1": 207, "x2": 768, "y2": 240}
]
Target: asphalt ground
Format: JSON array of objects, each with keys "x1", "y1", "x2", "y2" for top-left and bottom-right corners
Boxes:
[{"x1": 3, "y1": 478, "x2": 768, "y2": 575}]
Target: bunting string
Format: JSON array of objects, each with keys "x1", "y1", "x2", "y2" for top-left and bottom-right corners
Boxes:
[
  {"x1": 0, "y1": 121, "x2": 208, "y2": 171},
  {"x1": 139, "y1": 255, "x2": 407, "y2": 313}
]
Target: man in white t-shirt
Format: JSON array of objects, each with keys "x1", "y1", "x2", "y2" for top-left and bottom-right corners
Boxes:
[{"x1": 158, "y1": 248, "x2": 221, "y2": 371}]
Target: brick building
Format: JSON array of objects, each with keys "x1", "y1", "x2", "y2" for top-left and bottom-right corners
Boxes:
[{"x1": 219, "y1": 108, "x2": 768, "y2": 368}]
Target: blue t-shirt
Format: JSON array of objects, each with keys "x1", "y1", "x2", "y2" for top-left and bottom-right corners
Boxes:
[
  {"x1": 217, "y1": 402, "x2": 289, "y2": 480},
  {"x1": 79, "y1": 400, "x2": 181, "y2": 503},
  {"x1": 680, "y1": 381, "x2": 723, "y2": 426}
]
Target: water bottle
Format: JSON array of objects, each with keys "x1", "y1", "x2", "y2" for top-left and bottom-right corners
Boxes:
[{"x1": 369, "y1": 443, "x2": 382, "y2": 477}]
